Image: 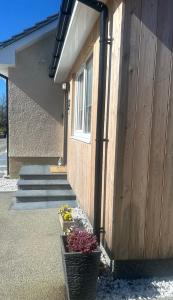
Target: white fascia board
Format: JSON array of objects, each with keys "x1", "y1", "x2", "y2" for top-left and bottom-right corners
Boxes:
[
  {"x1": 54, "y1": 1, "x2": 99, "y2": 83},
  {"x1": 0, "y1": 20, "x2": 57, "y2": 75}
]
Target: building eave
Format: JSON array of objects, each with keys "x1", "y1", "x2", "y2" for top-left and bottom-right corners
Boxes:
[
  {"x1": 0, "y1": 16, "x2": 58, "y2": 76},
  {"x1": 54, "y1": 1, "x2": 99, "y2": 83}
]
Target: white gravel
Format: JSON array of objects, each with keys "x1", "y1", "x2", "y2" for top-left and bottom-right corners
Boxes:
[
  {"x1": 0, "y1": 178, "x2": 17, "y2": 191},
  {"x1": 72, "y1": 207, "x2": 93, "y2": 232},
  {"x1": 96, "y1": 273, "x2": 173, "y2": 299},
  {"x1": 72, "y1": 207, "x2": 173, "y2": 300}
]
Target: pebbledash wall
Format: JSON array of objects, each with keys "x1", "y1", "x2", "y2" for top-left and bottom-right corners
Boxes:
[{"x1": 8, "y1": 32, "x2": 64, "y2": 177}]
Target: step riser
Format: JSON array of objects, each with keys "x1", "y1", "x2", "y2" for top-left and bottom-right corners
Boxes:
[
  {"x1": 16, "y1": 196, "x2": 76, "y2": 203},
  {"x1": 18, "y1": 185, "x2": 71, "y2": 190},
  {"x1": 20, "y1": 175, "x2": 67, "y2": 180}
]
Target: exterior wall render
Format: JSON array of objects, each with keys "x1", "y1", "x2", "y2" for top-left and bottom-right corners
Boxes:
[
  {"x1": 9, "y1": 157, "x2": 60, "y2": 178},
  {"x1": 8, "y1": 33, "x2": 64, "y2": 167}
]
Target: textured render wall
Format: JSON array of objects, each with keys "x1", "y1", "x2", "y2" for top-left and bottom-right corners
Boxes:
[{"x1": 8, "y1": 32, "x2": 64, "y2": 158}]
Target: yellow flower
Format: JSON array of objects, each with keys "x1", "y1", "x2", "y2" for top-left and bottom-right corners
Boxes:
[
  {"x1": 58, "y1": 204, "x2": 72, "y2": 215},
  {"x1": 63, "y1": 212, "x2": 73, "y2": 221}
]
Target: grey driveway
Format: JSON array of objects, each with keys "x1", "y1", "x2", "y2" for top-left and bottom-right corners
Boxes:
[
  {"x1": 0, "y1": 138, "x2": 7, "y2": 178},
  {"x1": 0, "y1": 192, "x2": 66, "y2": 300},
  {"x1": 0, "y1": 152, "x2": 7, "y2": 178},
  {"x1": 0, "y1": 138, "x2": 7, "y2": 153}
]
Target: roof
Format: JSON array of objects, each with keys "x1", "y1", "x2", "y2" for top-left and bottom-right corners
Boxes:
[
  {"x1": 53, "y1": 1, "x2": 99, "y2": 83},
  {"x1": 0, "y1": 14, "x2": 58, "y2": 49}
]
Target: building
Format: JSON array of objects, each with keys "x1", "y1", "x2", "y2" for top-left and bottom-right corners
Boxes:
[
  {"x1": 1, "y1": 0, "x2": 173, "y2": 277},
  {"x1": 50, "y1": 0, "x2": 173, "y2": 277},
  {"x1": 0, "y1": 14, "x2": 64, "y2": 177}
]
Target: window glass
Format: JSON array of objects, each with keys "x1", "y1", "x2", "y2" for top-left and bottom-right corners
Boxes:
[
  {"x1": 84, "y1": 56, "x2": 93, "y2": 133},
  {"x1": 76, "y1": 72, "x2": 84, "y2": 130},
  {"x1": 74, "y1": 54, "x2": 93, "y2": 140}
]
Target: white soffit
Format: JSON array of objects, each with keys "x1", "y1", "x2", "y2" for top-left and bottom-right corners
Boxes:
[{"x1": 54, "y1": 1, "x2": 99, "y2": 83}]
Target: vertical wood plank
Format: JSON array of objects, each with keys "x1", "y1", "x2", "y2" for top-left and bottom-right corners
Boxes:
[
  {"x1": 103, "y1": 0, "x2": 124, "y2": 251},
  {"x1": 128, "y1": 0, "x2": 158, "y2": 259},
  {"x1": 145, "y1": 0, "x2": 173, "y2": 258},
  {"x1": 155, "y1": 0, "x2": 173, "y2": 258},
  {"x1": 114, "y1": 0, "x2": 142, "y2": 259},
  {"x1": 160, "y1": 72, "x2": 173, "y2": 257}
]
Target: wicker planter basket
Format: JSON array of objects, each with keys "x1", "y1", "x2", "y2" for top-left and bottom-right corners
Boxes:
[
  {"x1": 61, "y1": 235, "x2": 101, "y2": 300},
  {"x1": 58, "y1": 214, "x2": 75, "y2": 232}
]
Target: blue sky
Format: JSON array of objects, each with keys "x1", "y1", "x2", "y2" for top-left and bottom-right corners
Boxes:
[
  {"x1": 0, "y1": 0, "x2": 61, "y2": 41},
  {"x1": 0, "y1": 0, "x2": 61, "y2": 101},
  {"x1": 0, "y1": 78, "x2": 5, "y2": 102}
]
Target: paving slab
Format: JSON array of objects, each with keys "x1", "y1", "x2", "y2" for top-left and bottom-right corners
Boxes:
[
  {"x1": 0, "y1": 192, "x2": 67, "y2": 300},
  {"x1": 15, "y1": 189, "x2": 76, "y2": 203},
  {"x1": 19, "y1": 165, "x2": 66, "y2": 176},
  {"x1": 12, "y1": 199, "x2": 77, "y2": 210}
]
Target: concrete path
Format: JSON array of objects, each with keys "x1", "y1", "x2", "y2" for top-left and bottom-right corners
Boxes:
[
  {"x1": 0, "y1": 151, "x2": 7, "y2": 178},
  {"x1": 0, "y1": 192, "x2": 66, "y2": 300},
  {"x1": 0, "y1": 138, "x2": 7, "y2": 178},
  {"x1": 0, "y1": 138, "x2": 7, "y2": 154}
]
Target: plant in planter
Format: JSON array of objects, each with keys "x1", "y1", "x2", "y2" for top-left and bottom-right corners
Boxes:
[
  {"x1": 61, "y1": 229, "x2": 101, "y2": 300},
  {"x1": 58, "y1": 205, "x2": 75, "y2": 232}
]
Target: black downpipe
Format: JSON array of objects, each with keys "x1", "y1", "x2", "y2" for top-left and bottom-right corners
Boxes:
[{"x1": 78, "y1": 0, "x2": 108, "y2": 242}]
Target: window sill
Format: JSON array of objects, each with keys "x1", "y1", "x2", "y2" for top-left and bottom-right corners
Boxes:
[{"x1": 71, "y1": 135, "x2": 91, "y2": 144}]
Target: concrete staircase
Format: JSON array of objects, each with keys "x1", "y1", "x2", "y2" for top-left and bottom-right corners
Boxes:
[{"x1": 15, "y1": 165, "x2": 76, "y2": 205}]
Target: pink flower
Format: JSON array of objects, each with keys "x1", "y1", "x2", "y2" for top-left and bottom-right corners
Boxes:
[{"x1": 67, "y1": 229, "x2": 98, "y2": 254}]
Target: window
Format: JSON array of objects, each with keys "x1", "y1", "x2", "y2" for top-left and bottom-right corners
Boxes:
[{"x1": 74, "y1": 55, "x2": 93, "y2": 141}]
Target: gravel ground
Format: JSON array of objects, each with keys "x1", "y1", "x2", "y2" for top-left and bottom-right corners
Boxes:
[
  {"x1": 72, "y1": 208, "x2": 173, "y2": 300},
  {"x1": 96, "y1": 273, "x2": 173, "y2": 299}
]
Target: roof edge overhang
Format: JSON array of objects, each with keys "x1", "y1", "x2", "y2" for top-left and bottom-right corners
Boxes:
[
  {"x1": 0, "y1": 19, "x2": 57, "y2": 77},
  {"x1": 54, "y1": 1, "x2": 99, "y2": 83}
]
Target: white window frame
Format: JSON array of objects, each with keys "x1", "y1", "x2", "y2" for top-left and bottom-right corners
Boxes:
[{"x1": 73, "y1": 55, "x2": 93, "y2": 143}]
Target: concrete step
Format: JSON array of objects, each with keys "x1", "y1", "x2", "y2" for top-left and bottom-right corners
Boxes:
[
  {"x1": 19, "y1": 165, "x2": 67, "y2": 180},
  {"x1": 18, "y1": 179, "x2": 71, "y2": 190},
  {"x1": 16, "y1": 189, "x2": 76, "y2": 203},
  {"x1": 12, "y1": 199, "x2": 77, "y2": 210}
]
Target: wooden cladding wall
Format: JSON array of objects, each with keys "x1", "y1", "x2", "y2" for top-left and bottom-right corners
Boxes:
[
  {"x1": 67, "y1": 0, "x2": 124, "y2": 250},
  {"x1": 67, "y1": 22, "x2": 99, "y2": 224},
  {"x1": 113, "y1": 0, "x2": 173, "y2": 260}
]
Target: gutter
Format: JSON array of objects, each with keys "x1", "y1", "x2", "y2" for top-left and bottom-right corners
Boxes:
[
  {"x1": 49, "y1": 0, "x2": 75, "y2": 78},
  {"x1": 77, "y1": 0, "x2": 109, "y2": 242}
]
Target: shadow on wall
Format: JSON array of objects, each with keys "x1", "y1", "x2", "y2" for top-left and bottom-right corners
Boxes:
[
  {"x1": 8, "y1": 32, "x2": 64, "y2": 123},
  {"x1": 112, "y1": 0, "x2": 173, "y2": 260}
]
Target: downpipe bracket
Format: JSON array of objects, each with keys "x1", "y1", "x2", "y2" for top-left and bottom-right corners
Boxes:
[
  {"x1": 99, "y1": 227, "x2": 106, "y2": 234},
  {"x1": 100, "y1": 37, "x2": 113, "y2": 45},
  {"x1": 95, "y1": 138, "x2": 109, "y2": 142}
]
